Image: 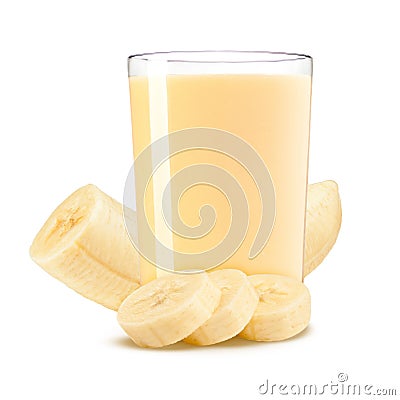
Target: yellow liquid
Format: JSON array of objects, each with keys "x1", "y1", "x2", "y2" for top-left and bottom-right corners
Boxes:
[{"x1": 129, "y1": 74, "x2": 311, "y2": 283}]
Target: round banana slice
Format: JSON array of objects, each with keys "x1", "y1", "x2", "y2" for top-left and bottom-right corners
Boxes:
[
  {"x1": 184, "y1": 269, "x2": 258, "y2": 346},
  {"x1": 239, "y1": 274, "x2": 311, "y2": 342},
  {"x1": 117, "y1": 273, "x2": 221, "y2": 348},
  {"x1": 30, "y1": 184, "x2": 140, "y2": 311}
]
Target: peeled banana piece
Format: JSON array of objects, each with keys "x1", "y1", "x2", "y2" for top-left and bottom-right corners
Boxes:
[
  {"x1": 29, "y1": 180, "x2": 341, "y2": 313},
  {"x1": 239, "y1": 274, "x2": 311, "y2": 342},
  {"x1": 184, "y1": 269, "x2": 259, "y2": 346},
  {"x1": 30, "y1": 184, "x2": 140, "y2": 311},
  {"x1": 304, "y1": 180, "x2": 341, "y2": 276},
  {"x1": 117, "y1": 272, "x2": 221, "y2": 348}
]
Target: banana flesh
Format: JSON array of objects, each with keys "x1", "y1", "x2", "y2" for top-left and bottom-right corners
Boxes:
[
  {"x1": 304, "y1": 180, "x2": 341, "y2": 276},
  {"x1": 30, "y1": 184, "x2": 140, "y2": 311},
  {"x1": 239, "y1": 274, "x2": 311, "y2": 341},
  {"x1": 117, "y1": 272, "x2": 221, "y2": 348},
  {"x1": 29, "y1": 180, "x2": 340, "y2": 314},
  {"x1": 184, "y1": 269, "x2": 258, "y2": 346}
]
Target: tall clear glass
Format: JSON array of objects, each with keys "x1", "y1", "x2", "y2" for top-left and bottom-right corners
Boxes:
[{"x1": 126, "y1": 51, "x2": 312, "y2": 284}]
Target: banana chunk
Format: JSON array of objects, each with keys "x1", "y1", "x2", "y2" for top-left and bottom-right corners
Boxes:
[
  {"x1": 30, "y1": 184, "x2": 140, "y2": 311},
  {"x1": 117, "y1": 273, "x2": 221, "y2": 348},
  {"x1": 304, "y1": 180, "x2": 341, "y2": 277},
  {"x1": 30, "y1": 180, "x2": 340, "y2": 313},
  {"x1": 239, "y1": 274, "x2": 311, "y2": 342},
  {"x1": 184, "y1": 269, "x2": 258, "y2": 346}
]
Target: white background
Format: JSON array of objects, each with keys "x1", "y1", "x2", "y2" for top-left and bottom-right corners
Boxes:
[{"x1": 1, "y1": 1, "x2": 399, "y2": 399}]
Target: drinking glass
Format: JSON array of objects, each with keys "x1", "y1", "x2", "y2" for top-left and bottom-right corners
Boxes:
[{"x1": 126, "y1": 50, "x2": 312, "y2": 283}]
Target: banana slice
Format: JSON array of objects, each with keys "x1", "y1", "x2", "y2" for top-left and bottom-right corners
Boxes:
[
  {"x1": 239, "y1": 274, "x2": 311, "y2": 342},
  {"x1": 30, "y1": 184, "x2": 140, "y2": 311},
  {"x1": 117, "y1": 273, "x2": 221, "y2": 348},
  {"x1": 304, "y1": 180, "x2": 341, "y2": 276},
  {"x1": 184, "y1": 269, "x2": 258, "y2": 346}
]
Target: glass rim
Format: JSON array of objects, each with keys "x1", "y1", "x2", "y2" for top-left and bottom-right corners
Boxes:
[{"x1": 128, "y1": 50, "x2": 312, "y2": 64}]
